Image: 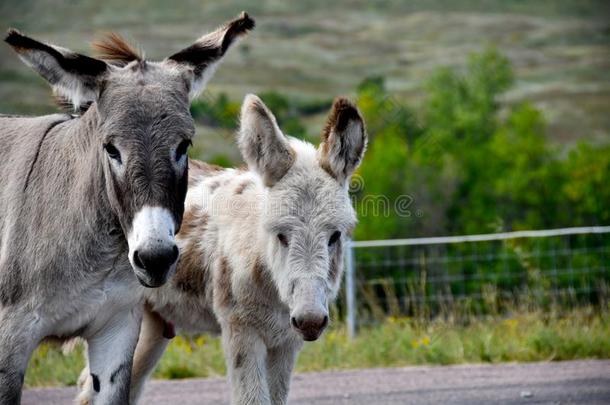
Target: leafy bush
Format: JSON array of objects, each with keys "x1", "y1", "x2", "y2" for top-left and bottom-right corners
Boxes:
[
  {"x1": 353, "y1": 47, "x2": 609, "y2": 240},
  {"x1": 190, "y1": 93, "x2": 240, "y2": 129}
]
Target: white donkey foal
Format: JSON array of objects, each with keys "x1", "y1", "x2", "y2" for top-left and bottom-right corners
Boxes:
[{"x1": 79, "y1": 94, "x2": 367, "y2": 405}]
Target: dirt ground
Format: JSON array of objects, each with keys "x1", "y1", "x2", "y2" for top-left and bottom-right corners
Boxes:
[{"x1": 23, "y1": 359, "x2": 610, "y2": 404}]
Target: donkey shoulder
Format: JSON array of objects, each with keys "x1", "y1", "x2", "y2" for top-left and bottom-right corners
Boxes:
[
  {"x1": 0, "y1": 113, "x2": 72, "y2": 187},
  {"x1": 0, "y1": 112, "x2": 72, "y2": 127},
  {"x1": 0, "y1": 113, "x2": 72, "y2": 151},
  {"x1": 188, "y1": 159, "x2": 226, "y2": 184}
]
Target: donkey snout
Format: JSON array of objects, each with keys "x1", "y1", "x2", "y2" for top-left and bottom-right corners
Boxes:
[
  {"x1": 128, "y1": 206, "x2": 178, "y2": 288},
  {"x1": 133, "y1": 245, "x2": 179, "y2": 287},
  {"x1": 291, "y1": 312, "x2": 329, "y2": 341}
]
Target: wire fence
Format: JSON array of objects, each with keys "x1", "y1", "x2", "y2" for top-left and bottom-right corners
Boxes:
[{"x1": 342, "y1": 226, "x2": 610, "y2": 337}]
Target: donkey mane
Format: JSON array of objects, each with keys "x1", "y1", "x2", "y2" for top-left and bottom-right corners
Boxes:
[{"x1": 92, "y1": 32, "x2": 142, "y2": 66}]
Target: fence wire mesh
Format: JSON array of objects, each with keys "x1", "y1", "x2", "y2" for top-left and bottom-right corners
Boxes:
[{"x1": 343, "y1": 227, "x2": 610, "y2": 331}]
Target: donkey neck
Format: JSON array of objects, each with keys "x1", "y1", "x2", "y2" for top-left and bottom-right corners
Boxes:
[
  {"x1": 0, "y1": 104, "x2": 127, "y2": 307},
  {"x1": 186, "y1": 168, "x2": 272, "y2": 269},
  {"x1": 64, "y1": 105, "x2": 112, "y2": 206},
  {"x1": 79, "y1": 107, "x2": 120, "y2": 232},
  {"x1": 226, "y1": 171, "x2": 272, "y2": 268},
  {"x1": 29, "y1": 105, "x2": 119, "y2": 246}
]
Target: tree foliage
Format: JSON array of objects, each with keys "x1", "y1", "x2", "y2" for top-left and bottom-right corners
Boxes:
[{"x1": 353, "y1": 47, "x2": 609, "y2": 240}]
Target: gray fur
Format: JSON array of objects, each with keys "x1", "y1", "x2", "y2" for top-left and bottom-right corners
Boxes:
[
  {"x1": 77, "y1": 95, "x2": 367, "y2": 405},
  {"x1": 0, "y1": 15, "x2": 252, "y2": 404}
]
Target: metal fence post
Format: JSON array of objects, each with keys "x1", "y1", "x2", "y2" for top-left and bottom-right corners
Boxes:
[{"x1": 345, "y1": 239, "x2": 356, "y2": 339}]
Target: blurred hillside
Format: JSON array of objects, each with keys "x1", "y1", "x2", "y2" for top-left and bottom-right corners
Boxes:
[{"x1": 1, "y1": 1, "x2": 609, "y2": 143}]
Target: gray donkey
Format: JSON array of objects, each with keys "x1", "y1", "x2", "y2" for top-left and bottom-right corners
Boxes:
[
  {"x1": 0, "y1": 14, "x2": 253, "y2": 404},
  {"x1": 77, "y1": 95, "x2": 367, "y2": 404}
]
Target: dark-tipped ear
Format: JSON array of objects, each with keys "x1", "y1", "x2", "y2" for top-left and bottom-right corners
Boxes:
[
  {"x1": 5, "y1": 29, "x2": 108, "y2": 110},
  {"x1": 238, "y1": 94, "x2": 295, "y2": 187},
  {"x1": 319, "y1": 98, "x2": 367, "y2": 185},
  {"x1": 166, "y1": 12, "x2": 254, "y2": 100}
]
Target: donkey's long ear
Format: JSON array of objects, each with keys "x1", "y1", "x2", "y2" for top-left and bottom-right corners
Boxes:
[
  {"x1": 5, "y1": 29, "x2": 108, "y2": 110},
  {"x1": 319, "y1": 98, "x2": 367, "y2": 185},
  {"x1": 238, "y1": 94, "x2": 295, "y2": 187},
  {"x1": 166, "y1": 12, "x2": 254, "y2": 100}
]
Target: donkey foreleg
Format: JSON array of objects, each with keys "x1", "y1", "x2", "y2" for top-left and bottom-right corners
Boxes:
[
  {"x1": 85, "y1": 307, "x2": 142, "y2": 405},
  {"x1": 129, "y1": 306, "x2": 172, "y2": 404},
  {"x1": 0, "y1": 308, "x2": 41, "y2": 405},
  {"x1": 266, "y1": 341, "x2": 301, "y2": 405},
  {"x1": 223, "y1": 324, "x2": 271, "y2": 405}
]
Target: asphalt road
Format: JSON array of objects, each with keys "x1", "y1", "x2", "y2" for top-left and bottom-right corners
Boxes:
[{"x1": 23, "y1": 360, "x2": 610, "y2": 404}]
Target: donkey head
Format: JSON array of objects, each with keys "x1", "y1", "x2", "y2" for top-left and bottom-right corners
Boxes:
[
  {"x1": 239, "y1": 95, "x2": 367, "y2": 341},
  {"x1": 5, "y1": 13, "x2": 254, "y2": 287}
]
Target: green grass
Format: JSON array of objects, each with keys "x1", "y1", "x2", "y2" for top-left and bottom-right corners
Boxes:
[{"x1": 25, "y1": 307, "x2": 610, "y2": 387}]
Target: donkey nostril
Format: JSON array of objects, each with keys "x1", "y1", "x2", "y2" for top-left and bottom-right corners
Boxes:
[
  {"x1": 321, "y1": 315, "x2": 329, "y2": 329},
  {"x1": 133, "y1": 250, "x2": 145, "y2": 269},
  {"x1": 291, "y1": 317, "x2": 299, "y2": 329}
]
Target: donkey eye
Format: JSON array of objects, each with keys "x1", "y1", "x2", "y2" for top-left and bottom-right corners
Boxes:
[
  {"x1": 175, "y1": 140, "x2": 192, "y2": 162},
  {"x1": 277, "y1": 233, "x2": 289, "y2": 247},
  {"x1": 103, "y1": 143, "x2": 122, "y2": 163},
  {"x1": 329, "y1": 231, "x2": 341, "y2": 246}
]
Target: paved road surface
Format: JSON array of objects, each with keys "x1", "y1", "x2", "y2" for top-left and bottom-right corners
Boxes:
[{"x1": 23, "y1": 360, "x2": 610, "y2": 404}]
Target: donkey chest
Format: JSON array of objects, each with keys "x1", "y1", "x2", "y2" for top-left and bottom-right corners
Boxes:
[
  {"x1": 150, "y1": 290, "x2": 221, "y2": 335},
  {"x1": 44, "y1": 264, "x2": 143, "y2": 338},
  {"x1": 216, "y1": 286, "x2": 297, "y2": 347},
  {"x1": 247, "y1": 304, "x2": 296, "y2": 345}
]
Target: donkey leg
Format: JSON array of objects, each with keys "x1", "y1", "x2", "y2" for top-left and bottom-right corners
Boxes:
[
  {"x1": 129, "y1": 306, "x2": 172, "y2": 404},
  {"x1": 76, "y1": 306, "x2": 168, "y2": 405},
  {"x1": 266, "y1": 341, "x2": 301, "y2": 405},
  {"x1": 0, "y1": 309, "x2": 40, "y2": 404},
  {"x1": 76, "y1": 360, "x2": 93, "y2": 405},
  {"x1": 85, "y1": 307, "x2": 142, "y2": 405},
  {"x1": 223, "y1": 324, "x2": 271, "y2": 405}
]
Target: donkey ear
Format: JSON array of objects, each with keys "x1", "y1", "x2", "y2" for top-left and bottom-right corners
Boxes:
[
  {"x1": 5, "y1": 29, "x2": 108, "y2": 110},
  {"x1": 166, "y1": 12, "x2": 254, "y2": 100},
  {"x1": 319, "y1": 98, "x2": 367, "y2": 185},
  {"x1": 238, "y1": 94, "x2": 295, "y2": 187}
]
